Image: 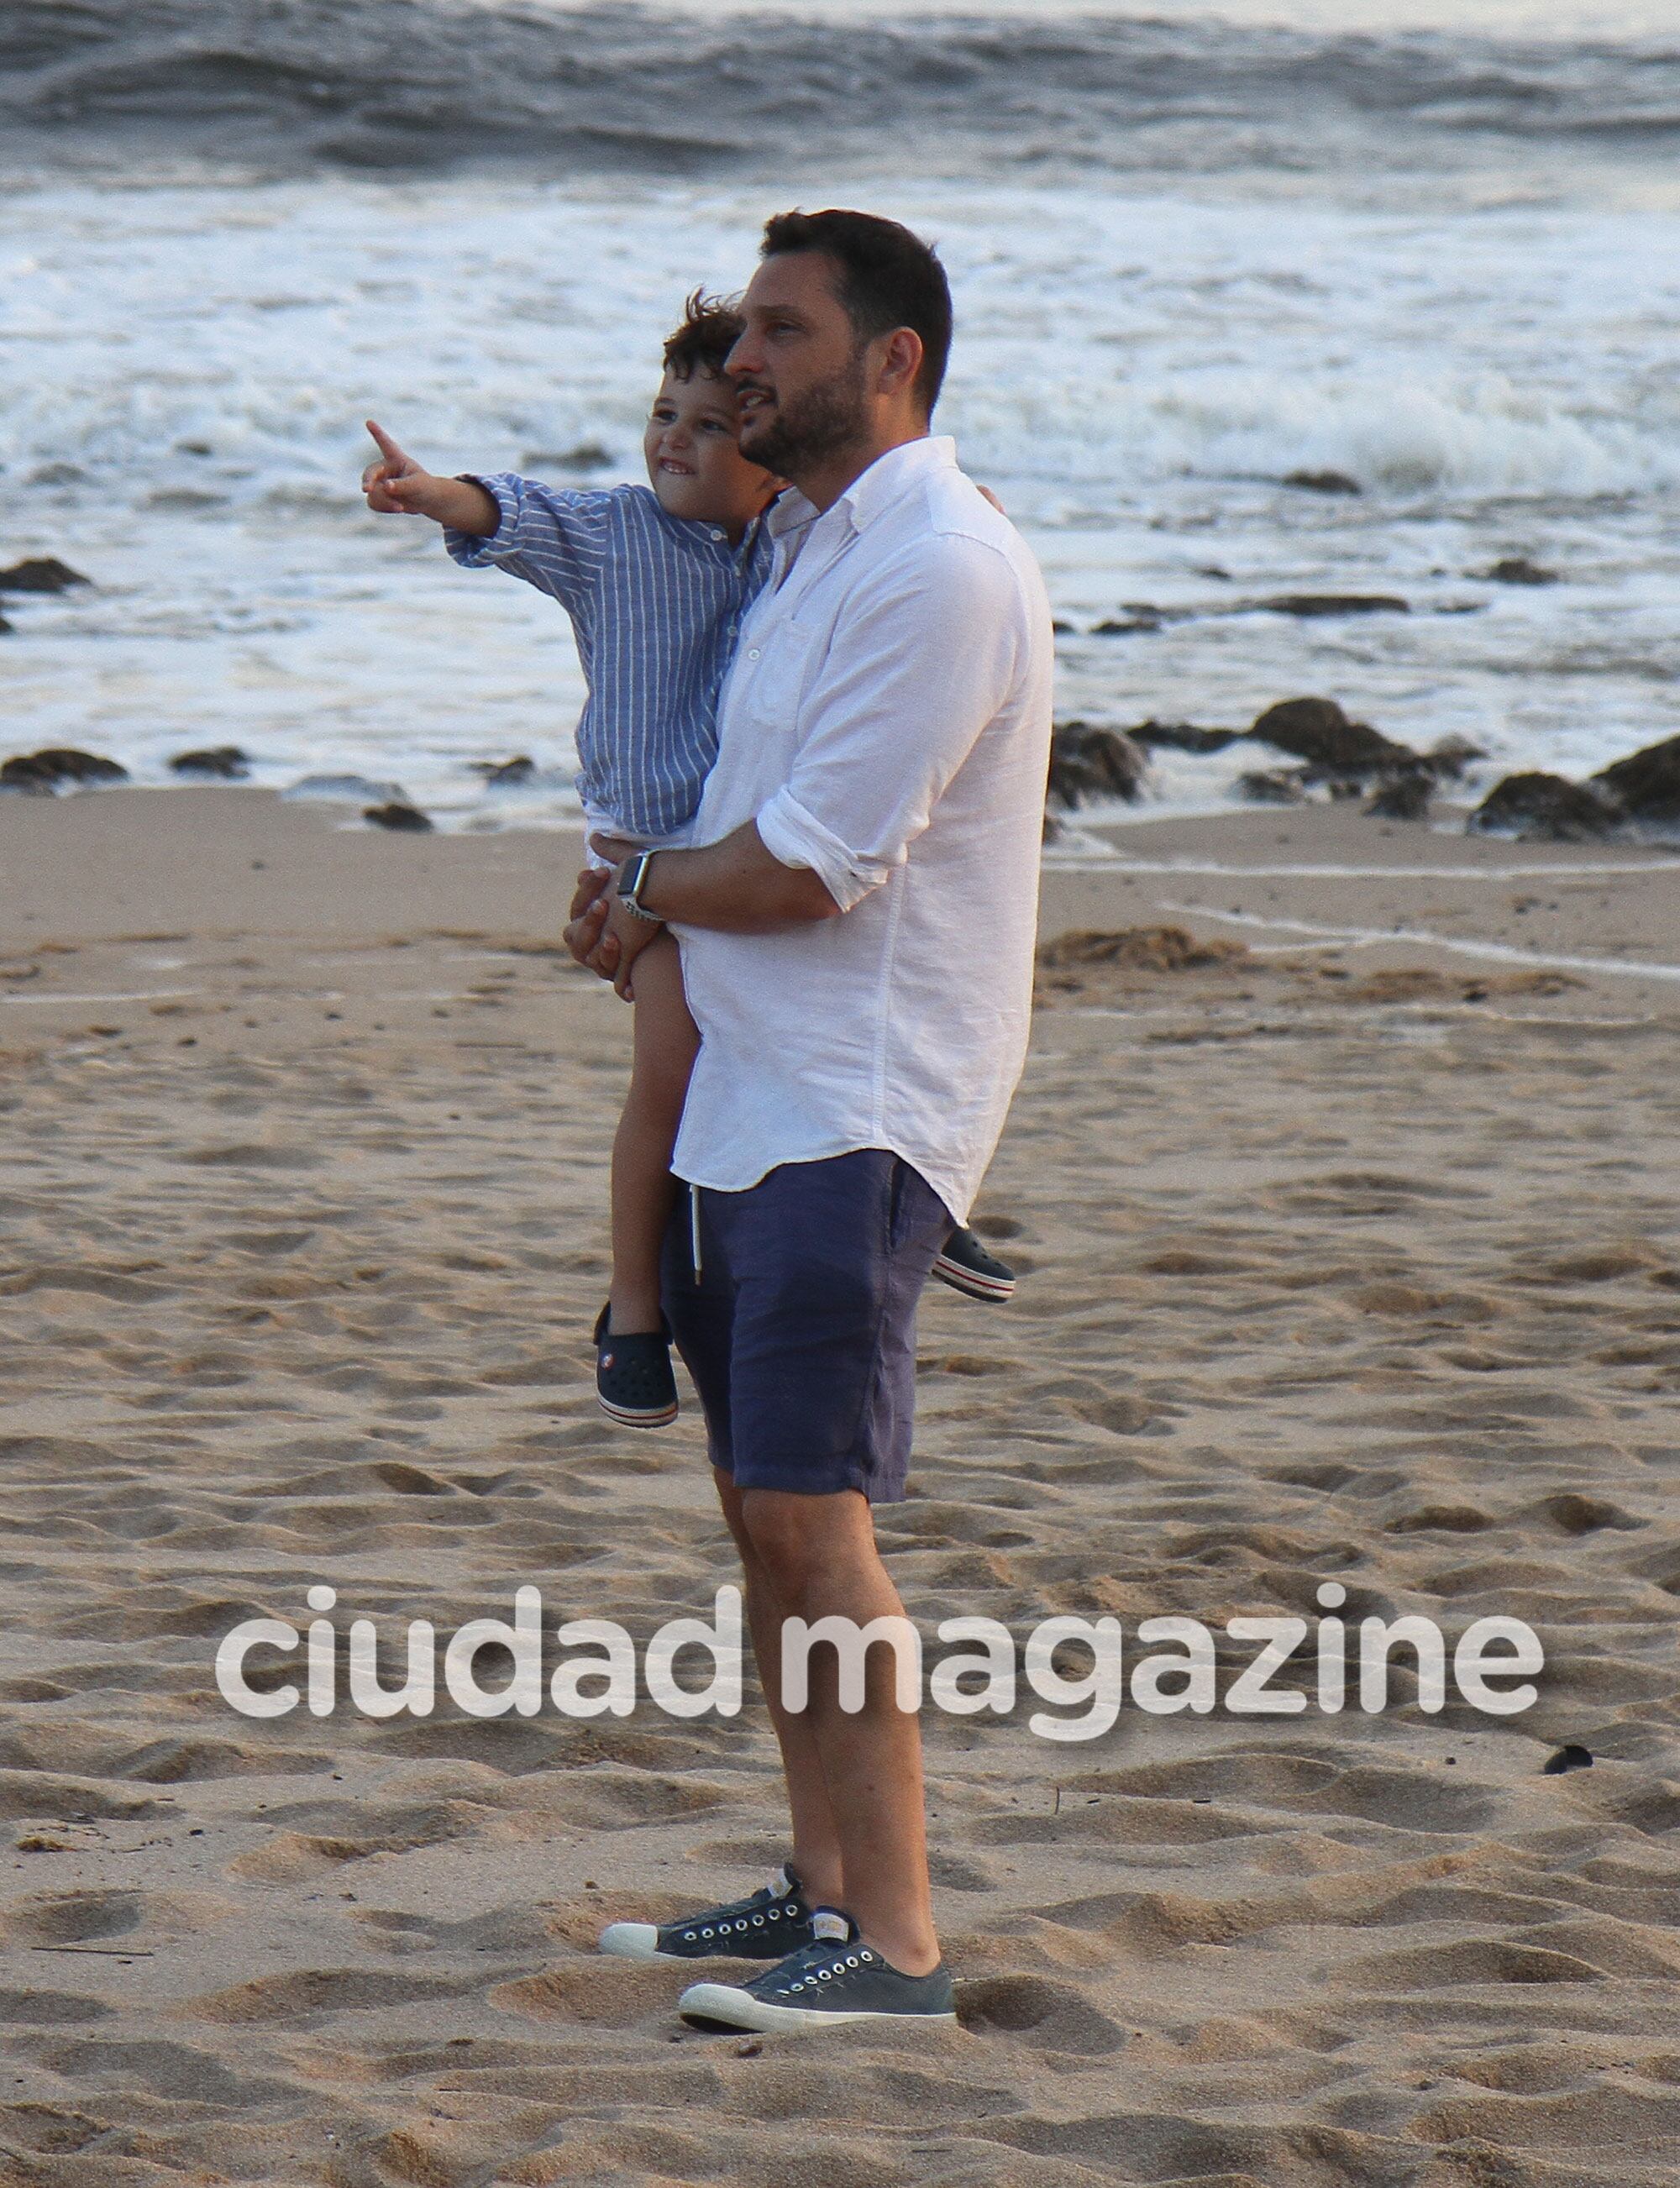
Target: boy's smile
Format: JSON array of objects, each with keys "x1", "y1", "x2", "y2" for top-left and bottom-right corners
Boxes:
[{"x1": 643, "y1": 365, "x2": 777, "y2": 542}]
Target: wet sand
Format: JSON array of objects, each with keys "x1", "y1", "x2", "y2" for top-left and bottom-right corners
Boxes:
[{"x1": 3, "y1": 785, "x2": 1679, "y2": 2187}]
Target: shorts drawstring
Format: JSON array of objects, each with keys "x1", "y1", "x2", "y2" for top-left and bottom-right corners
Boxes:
[{"x1": 689, "y1": 1181, "x2": 703, "y2": 1283}]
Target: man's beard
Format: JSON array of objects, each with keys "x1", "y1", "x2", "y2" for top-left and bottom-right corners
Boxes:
[{"x1": 739, "y1": 348, "x2": 871, "y2": 477}]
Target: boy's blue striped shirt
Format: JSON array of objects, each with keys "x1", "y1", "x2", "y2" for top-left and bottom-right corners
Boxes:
[{"x1": 445, "y1": 474, "x2": 773, "y2": 840}]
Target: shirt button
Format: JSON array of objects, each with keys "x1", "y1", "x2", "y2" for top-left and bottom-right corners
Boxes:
[
  {"x1": 747, "y1": 647, "x2": 761, "y2": 659},
  {"x1": 711, "y1": 528, "x2": 725, "y2": 541}
]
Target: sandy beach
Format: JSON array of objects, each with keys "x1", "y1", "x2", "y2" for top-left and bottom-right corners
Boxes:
[{"x1": 2, "y1": 784, "x2": 1677, "y2": 2184}]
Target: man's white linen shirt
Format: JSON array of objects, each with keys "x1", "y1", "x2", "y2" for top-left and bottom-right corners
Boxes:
[{"x1": 669, "y1": 435, "x2": 1054, "y2": 1225}]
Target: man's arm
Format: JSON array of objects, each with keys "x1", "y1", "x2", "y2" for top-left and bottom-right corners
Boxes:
[
  {"x1": 612, "y1": 823, "x2": 842, "y2": 930},
  {"x1": 566, "y1": 822, "x2": 838, "y2": 992}
]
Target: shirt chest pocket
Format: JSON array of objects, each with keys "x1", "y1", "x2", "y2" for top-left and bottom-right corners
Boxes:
[{"x1": 739, "y1": 622, "x2": 816, "y2": 727}]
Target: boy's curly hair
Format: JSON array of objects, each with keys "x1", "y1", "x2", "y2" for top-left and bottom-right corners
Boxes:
[{"x1": 662, "y1": 289, "x2": 745, "y2": 381}]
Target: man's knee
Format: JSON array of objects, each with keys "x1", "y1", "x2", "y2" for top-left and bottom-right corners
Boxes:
[{"x1": 738, "y1": 1488, "x2": 870, "y2": 1610}]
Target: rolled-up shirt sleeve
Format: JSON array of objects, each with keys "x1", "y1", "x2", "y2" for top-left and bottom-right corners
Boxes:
[
  {"x1": 442, "y1": 474, "x2": 613, "y2": 617},
  {"x1": 754, "y1": 533, "x2": 1026, "y2": 913}
]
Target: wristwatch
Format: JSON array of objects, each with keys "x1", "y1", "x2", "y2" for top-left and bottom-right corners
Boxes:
[{"x1": 616, "y1": 849, "x2": 664, "y2": 923}]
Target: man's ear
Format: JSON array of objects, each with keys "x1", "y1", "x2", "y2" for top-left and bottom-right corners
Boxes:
[{"x1": 875, "y1": 327, "x2": 925, "y2": 402}]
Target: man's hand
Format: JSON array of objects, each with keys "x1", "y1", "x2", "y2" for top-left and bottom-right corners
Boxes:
[{"x1": 360, "y1": 421, "x2": 499, "y2": 533}]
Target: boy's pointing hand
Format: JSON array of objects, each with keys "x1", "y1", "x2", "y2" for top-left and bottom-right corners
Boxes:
[
  {"x1": 361, "y1": 420, "x2": 428, "y2": 512},
  {"x1": 360, "y1": 421, "x2": 501, "y2": 535}
]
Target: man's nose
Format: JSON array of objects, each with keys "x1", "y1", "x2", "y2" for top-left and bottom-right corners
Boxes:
[{"x1": 724, "y1": 330, "x2": 761, "y2": 380}]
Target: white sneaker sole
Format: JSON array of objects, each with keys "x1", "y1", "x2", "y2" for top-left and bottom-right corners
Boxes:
[
  {"x1": 597, "y1": 1921, "x2": 664, "y2": 1960},
  {"x1": 678, "y1": 1981, "x2": 957, "y2": 2034},
  {"x1": 931, "y1": 1252, "x2": 1016, "y2": 1302},
  {"x1": 596, "y1": 1393, "x2": 679, "y2": 1429}
]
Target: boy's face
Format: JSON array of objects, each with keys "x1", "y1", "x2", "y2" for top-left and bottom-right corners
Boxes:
[{"x1": 643, "y1": 366, "x2": 776, "y2": 530}]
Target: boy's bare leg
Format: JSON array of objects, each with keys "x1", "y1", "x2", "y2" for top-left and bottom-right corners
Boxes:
[{"x1": 608, "y1": 931, "x2": 698, "y2": 1335}]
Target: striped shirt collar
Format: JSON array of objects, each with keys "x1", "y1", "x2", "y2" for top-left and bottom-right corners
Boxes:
[{"x1": 652, "y1": 491, "x2": 770, "y2": 566}]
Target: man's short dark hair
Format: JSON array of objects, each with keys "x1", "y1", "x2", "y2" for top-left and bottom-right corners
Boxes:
[
  {"x1": 759, "y1": 209, "x2": 952, "y2": 416},
  {"x1": 662, "y1": 290, "x2": 745, "y2": 380}
]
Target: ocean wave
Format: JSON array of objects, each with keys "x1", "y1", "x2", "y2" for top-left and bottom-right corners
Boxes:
[
  {"x1": 2, "y1": 2, "x2": 1677, "y2": 177},
  {"x1": 1124, "y1": 374, "x2": 1678, "y2": 499},
  {"x1": 945, "y1": 365, "x2": 1680, "y2": 501}
]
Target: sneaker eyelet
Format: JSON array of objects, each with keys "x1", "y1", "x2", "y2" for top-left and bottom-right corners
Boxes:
[
  {"x1": 701, "y1": 1927, "x2": 714, "y2": 1938},
  {"x1": 846, "y1": 1955, "x2": 859, "y2": 1967}
]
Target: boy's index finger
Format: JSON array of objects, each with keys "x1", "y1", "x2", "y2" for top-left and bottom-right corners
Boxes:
[{"x1": 365, "y1": 419, "x2": 408, "y2": 467}]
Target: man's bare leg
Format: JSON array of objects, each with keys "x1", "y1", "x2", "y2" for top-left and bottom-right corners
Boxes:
[
  {"x1": 728, "y1": 1479, "x2": 939, "y2": 1975},
  {"x1": 714, "y1": 1469, "x2": 846, "y2": 1910}
]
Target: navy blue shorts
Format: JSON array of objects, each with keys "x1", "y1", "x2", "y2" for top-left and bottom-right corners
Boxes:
[{"x1": 659, "y1": 1149, "x2": 953, "y2": 1503}]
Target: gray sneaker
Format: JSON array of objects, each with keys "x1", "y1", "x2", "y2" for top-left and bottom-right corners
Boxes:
[
  {"x1": 678, "y1": 1908, "x2": 957, "y2": 2033},
  {"x1": 598, "y1": 1863, "x2": 813, "y2": 1964}
]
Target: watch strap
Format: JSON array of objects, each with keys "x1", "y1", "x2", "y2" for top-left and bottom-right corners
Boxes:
[{"x1": 617, "y1": 849, "x2": 664, "y2": 923}]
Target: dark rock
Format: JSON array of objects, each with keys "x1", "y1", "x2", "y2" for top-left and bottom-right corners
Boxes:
[
  {"x1": 1236, "y1": 768, "x2": 1308, "y2": 806},
  {"x1": 2, "y1": 748, "x2": 126, "y2": 790},
  {"x1": 1259, "y1": 594, "x2": 1410, "y2": 619},
  {"x1": 0, "y1": 757, "x2": 58, "y2": 794},
  {"x1": 1194, "y1": 564, "x2": 1231, "y2": 581},
  {"x1": 1092, "y1": 609, "x2": 1165, "y2": 635},
  {"x1": 1283, "y1": 470, "x2": 1362, "y2": 496},
  {"x1": 171, "y1": 745, "x2": 249, "y2": 779},
  {"x1": 1366, "y1": 769, "x2": 1433, "y2": 821},
  {"x1": 364, "y1": 801, "x2": 433, "y2": 832},
  {"x1": 0, "y1": 611, "x2": 11, "y2": 633},
  {"x1": 1483, "y1": 557, "x2": 1557, "y2": 586},
  {"x1": 36, "y1": 748, "x2": 125, "y2": 784},
  {"x1": 1592, "y1": 733, "x2": 1680, "y2": 826},
  {"x1": 0, "y1": 556, "x2": 91, "y2": 594},
  {"x1": 522, "y1": 441, "x2": 612, "y2": 472},
  {"x1": 1126, "y1": 720, "x2": 1245, "y2": 756},
  {"x1": 1051, "y1": 618, "x2": 1074, "y2": 635},
  {"x1": 1469, "y1": 772, "x2": 1623, "y2": 843},
  {"x1": 472, "y1": 755, "x2": 535, "y2": 786},
  {"x1": 1425, "y1": 734, "x2": 1488, "y2": 782},
  {"x1": 1250, "y1": 697, "x2": 1416, "y2": 779},
  {"x1": 1542, "y1": 1744, "x2": 1593, "y2": 1775},
  {"x1": 1046, "y1": 722, "x2": 1147, "y2": 809}
]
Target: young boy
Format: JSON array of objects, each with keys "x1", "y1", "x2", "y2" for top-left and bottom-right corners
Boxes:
[{"x1": 361, "y1": 294, "x2": 1014, "y2": 1428}]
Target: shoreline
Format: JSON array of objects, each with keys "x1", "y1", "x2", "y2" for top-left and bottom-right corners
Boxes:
[{"x1": 6, "y1": 782, "x2": 1677, "y2": 1010}]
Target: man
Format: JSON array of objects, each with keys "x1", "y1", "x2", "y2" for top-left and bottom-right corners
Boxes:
[{"x1": 567, "y1": 208, "x2": 1053, "y2": 2033}]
